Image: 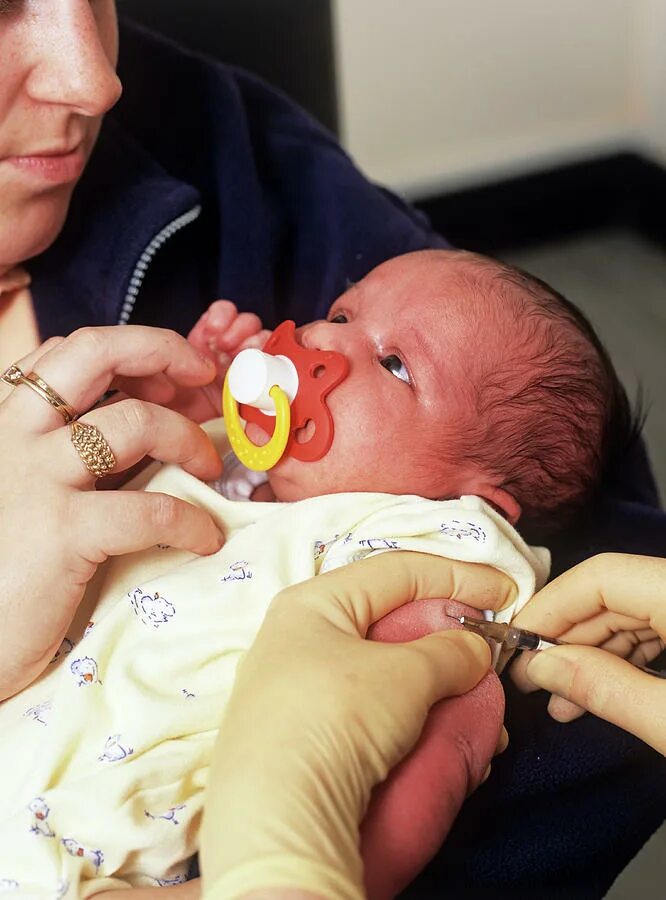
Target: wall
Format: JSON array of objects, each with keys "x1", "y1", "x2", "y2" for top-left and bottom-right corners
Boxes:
[
  {"x1": 333, "y1": 0, "x2": 663, "y2": 196},
  {"x1": 634, "y1": 0, "x2": 666, "y2": 167}
]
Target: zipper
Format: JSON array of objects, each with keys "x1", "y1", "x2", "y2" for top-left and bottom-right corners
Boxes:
[{"x1": 117, "y1": 204, "x2": 202, "y2": 325}]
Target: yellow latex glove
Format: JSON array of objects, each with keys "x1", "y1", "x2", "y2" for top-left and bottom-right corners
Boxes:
[{"x1": 201, "y1": 551, "x2": 517, "y2": 900}]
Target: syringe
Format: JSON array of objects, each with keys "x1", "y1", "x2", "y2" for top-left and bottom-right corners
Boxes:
[
  {"x1": 456, "y1": 615, "x2": 561, "y2": 651},
  {"x1": 457, "y1": 614, "x2": 666, "y2": 677}
]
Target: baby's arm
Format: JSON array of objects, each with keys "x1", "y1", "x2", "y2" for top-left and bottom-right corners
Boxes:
[{"x1": 91, "y1": 881, "x2": 199, "y2": 899}]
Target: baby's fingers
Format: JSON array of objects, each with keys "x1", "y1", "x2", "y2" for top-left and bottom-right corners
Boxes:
[
  {"x1": 238, "y1": 329, "x2": 272, "y2": 352},
  {"x1": 217, "y1": 312, "x2": 264, "y2": 352}
]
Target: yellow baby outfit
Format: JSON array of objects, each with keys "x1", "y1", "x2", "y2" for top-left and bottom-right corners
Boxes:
[{"x1": 0, "y1": 421, "x2": 549, "y2": 897}]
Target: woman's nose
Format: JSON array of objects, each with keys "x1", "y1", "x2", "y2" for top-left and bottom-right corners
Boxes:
[{"x1": 26, "y1": 1, "x2": 122, "y2": 117}]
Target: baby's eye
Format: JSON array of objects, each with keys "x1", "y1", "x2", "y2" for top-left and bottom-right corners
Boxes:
[
  {"x1": 380, "y1": 354, "x2": 410, "y2": 384},
  {"x1": 329, "y1": 313, "x2": 348, "y2": 324}
]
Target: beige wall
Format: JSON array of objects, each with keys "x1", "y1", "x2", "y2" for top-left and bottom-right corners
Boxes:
[
  {"x1": 333, "y1": 0, "x2": 663, "y2": 196},
  {"x1": 635, "y1": 0, "x2": 666, "y2": 166}
]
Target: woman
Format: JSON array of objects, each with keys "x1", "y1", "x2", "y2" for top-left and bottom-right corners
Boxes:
[{"x1": 1, "y1": 1, "x2": 664, "y2": 896}]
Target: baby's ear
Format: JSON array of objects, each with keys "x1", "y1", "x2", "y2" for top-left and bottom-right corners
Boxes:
[{"x1": 477, "y1": 485, "x2": 522, "y2": 525}]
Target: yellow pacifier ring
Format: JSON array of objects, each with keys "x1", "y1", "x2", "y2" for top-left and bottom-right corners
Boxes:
[{"x1": 223, "y1": 375, "x2": 291, "y2": 472}]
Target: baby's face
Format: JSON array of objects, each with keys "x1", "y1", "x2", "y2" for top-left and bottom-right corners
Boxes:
[{"x1": 263, "y1": 251, "x2": 485, "y2": 502}]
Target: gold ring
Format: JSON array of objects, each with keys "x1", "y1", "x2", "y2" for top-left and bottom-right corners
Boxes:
[
  {"x1": 70, "y1": 421, "x2": 117, "y2": 479},
  {"x1": 1, "y1": 364, "x2": 78, "y2": 424}
]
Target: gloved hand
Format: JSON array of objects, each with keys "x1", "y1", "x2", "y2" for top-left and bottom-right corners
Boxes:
[{"x1": 201, "y1": 551, "x2": 517, "y2": 900}]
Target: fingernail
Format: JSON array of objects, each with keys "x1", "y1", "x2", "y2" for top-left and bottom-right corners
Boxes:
[{"x1": 198, "y1": 353, "x2": 216, "y2": 368}]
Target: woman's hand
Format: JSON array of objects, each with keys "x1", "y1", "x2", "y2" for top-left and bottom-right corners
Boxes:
[
  {"x1": 201, "y1": 551, "x2": 516, "y2": 900},
  {"x1": 0, "y1": 326, "x2": 225, "y2": 702},
  {"x1": 511, "y1": 553, "x2": 666, "y2": 754}
]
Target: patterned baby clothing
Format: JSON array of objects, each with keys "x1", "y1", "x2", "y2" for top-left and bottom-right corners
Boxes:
[{"x1": 0, "y1": 419, "x2": 549, "y2": 896}]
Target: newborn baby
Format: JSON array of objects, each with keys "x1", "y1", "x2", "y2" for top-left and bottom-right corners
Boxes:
[
  {"x1": 193, "y1": 248, "x2": 632, "y2": 542},
  {"x1": 0, "y1": 250, "x2": 631, "y2": 897}
]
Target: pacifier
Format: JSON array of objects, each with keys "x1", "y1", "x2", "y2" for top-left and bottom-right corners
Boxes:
[{"x1": 223, "y1": 320, "x2": 349, "y2": 471}]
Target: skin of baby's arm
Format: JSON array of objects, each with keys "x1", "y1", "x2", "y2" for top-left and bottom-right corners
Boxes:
[{"x1": 91, "y1": 881, "x2": 200, "y2": 899}]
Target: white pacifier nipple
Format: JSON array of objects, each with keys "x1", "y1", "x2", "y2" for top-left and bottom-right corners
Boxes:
[{"x1": 227, "y1": 349, "x2": 299, "y2": 416}]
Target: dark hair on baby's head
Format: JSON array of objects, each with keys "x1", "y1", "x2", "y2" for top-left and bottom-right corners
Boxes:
[{"x1": 455, "y1": 255, "x2": 640, "y2": 542}]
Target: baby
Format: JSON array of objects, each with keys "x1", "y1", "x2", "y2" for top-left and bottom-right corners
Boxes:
[
  {"x1": 193, "y1": 248, "x2": 633, "y2": 541},
  {"x1": 0, "y1": 250, "x2": 633, "y2": 897}
]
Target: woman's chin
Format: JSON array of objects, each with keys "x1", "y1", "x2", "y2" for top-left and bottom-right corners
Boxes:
[{"x1": 1, "y1": 191, "x2": 73, "y2": 265}]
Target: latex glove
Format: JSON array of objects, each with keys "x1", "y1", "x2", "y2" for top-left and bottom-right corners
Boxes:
[
  {"x1": 201, "y1": 551, "x2": 517, "y2": 900},
  {"x1": 0, "y1": 326, "x2": 224, "y2": 701},
  {"x1": 511, "y1": 552, "x2": 666, "y2": 753}
]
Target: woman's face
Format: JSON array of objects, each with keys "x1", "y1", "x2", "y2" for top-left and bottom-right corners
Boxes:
[{"x1": 0, "y1": 0, "x2": 122, "y2": 269}]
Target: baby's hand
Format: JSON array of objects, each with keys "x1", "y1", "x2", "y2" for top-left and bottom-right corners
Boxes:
[
  {"x1": 188, "y1": 300, "x2": 272, "y2": 378},
  {"x1": 117, "y1": 302, "x2": 270, "y2": 427}
]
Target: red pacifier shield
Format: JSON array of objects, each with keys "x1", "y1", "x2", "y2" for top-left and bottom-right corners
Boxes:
[{"x1": 238, "y1": 320, "x2": 349, "y2": 462}]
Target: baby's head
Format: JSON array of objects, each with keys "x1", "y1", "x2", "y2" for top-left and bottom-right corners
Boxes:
[{"x1": 264, "y1": 250, "x2": 634, "y2": 539}]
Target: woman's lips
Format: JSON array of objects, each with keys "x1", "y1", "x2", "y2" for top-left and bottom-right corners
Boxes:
[{"x1": 4, "y1": 148, "x2": 86, "y2": 185}]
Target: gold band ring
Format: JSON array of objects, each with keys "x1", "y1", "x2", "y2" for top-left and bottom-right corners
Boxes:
[
  {"x1": 70, "y1": 421, "x2": 117, "y2": 479},
  {"x1": 1, "y1": 364, "x2": 78, "y2": 424}
]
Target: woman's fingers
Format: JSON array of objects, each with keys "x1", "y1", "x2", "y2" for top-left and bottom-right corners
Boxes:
[
  {"x1": 311, "y1": 552, "x2": 518, "y2": 636},
  {"x1": 513, "y1": 553, "x2": 666, "y2": 638},
  {"x1": 75, "y1": 491, "x2": 224, "y2": 559},
  {"x1": 526, "y1": 646, "x2": 666, "y2": 755},
  {"x1": 546, "y1": 694, "x2": 586, "y2": 723},
  {"x1": 44, "y1": 399, "x2": 222, "y2": 486},
  {"x1": 110, "y1": 372, "x2": 179, "y2": 407},
  {"x1": 511, "y1": 554, "x2": 666, "y2": 724},
  {"x1": 562, "y1": 613, "x2": 655, "y2": 649},
  {"x1": 3, "y1": 336, "x2": 65, "y2": 374},
  {"x1": 600, "y1": 627, "x2": 663, "y2": 663},
  {"x1": 4, "y1": 327, "x2": 216, "y2": 432}
]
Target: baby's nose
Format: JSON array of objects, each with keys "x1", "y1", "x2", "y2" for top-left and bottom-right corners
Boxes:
[{"x1": 298, "y1": 320, "x2": 341, "y2": 351}]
